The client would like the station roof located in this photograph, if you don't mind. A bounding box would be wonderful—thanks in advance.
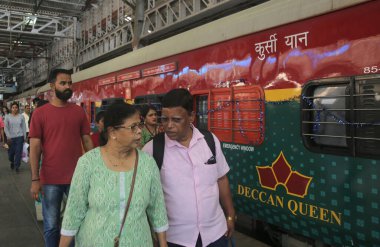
[0,0,89,84]
[0,0,266,96]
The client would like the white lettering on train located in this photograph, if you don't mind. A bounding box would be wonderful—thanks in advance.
[222,143,254,152]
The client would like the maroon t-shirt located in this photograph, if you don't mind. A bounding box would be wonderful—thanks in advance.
[29,103,90,184]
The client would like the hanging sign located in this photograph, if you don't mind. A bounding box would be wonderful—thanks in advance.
[142,62,177,77]
[98,76,116,86]
[117,71,141,82]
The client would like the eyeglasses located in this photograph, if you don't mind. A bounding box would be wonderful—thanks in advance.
[115,122,144,133]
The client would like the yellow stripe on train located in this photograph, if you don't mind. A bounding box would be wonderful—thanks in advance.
[264,88,302,102]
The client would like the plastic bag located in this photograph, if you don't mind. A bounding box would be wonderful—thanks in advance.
[22,142,29,163]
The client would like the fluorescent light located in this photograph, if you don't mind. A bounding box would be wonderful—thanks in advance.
[124,15,132,22]
[25,13,37,25]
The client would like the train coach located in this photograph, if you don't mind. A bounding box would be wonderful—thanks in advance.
[33,0,380,246]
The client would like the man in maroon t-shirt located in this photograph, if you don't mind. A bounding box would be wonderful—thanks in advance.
[29,68,93,247]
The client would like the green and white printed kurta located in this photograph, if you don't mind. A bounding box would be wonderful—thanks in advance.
[61,148,168,247]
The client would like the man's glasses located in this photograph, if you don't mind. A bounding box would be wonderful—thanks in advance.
[115,122,144,133]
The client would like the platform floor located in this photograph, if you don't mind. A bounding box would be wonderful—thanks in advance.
[0,146,269,247]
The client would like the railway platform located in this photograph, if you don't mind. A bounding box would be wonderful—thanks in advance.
[0,146,269,247]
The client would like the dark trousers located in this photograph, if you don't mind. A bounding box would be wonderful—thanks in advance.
[8,136,23,169]
[168,234,228,247]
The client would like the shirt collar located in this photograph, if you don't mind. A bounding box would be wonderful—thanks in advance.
[165,125,205,148]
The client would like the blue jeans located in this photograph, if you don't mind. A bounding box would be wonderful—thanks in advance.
[8,136,23,169]
[168,234,228,247]
[42,184,74,247]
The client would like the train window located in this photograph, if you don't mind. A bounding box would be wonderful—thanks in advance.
[310,85,349,148]
[354,76,380,157]
[301,75,380,158]
[208,86,265,145]
[195,95,208,130]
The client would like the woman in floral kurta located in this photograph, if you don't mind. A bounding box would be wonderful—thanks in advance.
[60,103,168,247]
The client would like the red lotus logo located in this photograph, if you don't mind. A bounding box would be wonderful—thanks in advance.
[256,151,312,198]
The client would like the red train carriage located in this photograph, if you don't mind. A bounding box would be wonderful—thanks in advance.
[36,1,380,246]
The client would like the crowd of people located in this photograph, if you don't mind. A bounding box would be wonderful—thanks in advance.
[3,68,236,247]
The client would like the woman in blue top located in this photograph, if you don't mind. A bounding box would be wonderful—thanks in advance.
[4,102,26,171]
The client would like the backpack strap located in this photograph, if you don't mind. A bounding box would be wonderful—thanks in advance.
[198,129,216,158]
[153,129,216,170]
[152,132,165,170]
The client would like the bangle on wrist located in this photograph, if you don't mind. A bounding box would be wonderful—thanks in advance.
[227,215,237,221]
[32,178,40,182]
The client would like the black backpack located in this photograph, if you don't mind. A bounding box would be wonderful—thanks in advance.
[152,129,216,170]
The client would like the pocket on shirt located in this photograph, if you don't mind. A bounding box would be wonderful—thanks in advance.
[199,165,219,185]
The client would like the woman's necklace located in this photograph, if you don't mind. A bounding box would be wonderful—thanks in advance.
[105,149,123,167]
[146,124,156,137]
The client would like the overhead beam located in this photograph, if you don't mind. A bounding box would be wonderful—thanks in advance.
[0,10,76,38]
[0,55,47,59]
[122,0,136,9]
[44,0,85,7]
[0,86,17,94]
[34,0,45,13]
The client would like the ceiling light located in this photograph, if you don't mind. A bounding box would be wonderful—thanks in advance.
[124,15,132,22]
[24,13,37,25]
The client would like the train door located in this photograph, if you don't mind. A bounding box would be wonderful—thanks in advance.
[193,85,267,239]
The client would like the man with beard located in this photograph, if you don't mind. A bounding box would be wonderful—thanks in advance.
[29,68,93,247]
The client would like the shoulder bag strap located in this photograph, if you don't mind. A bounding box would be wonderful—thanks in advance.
[153,132,165,170]
[114,150,139,247]
[199,129,216,157]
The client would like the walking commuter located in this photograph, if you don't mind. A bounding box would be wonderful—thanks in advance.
[22,104,31,141]
[0,114,4,146]
[143,89,236,247]
[90,110,105,147]
[32,97,41,109]
[59,102,168,247]
[29,97,42,127]
[1,106,9,148]
[4,102,26,172]
[140,104,161,146]
[29,68,94,247]
[1,106,9,117]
